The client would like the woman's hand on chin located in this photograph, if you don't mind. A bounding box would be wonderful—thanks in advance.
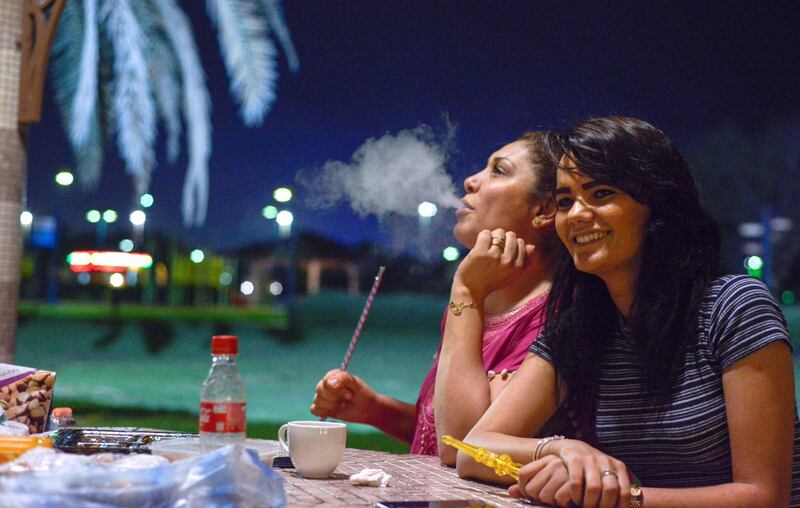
[453,228,535,300]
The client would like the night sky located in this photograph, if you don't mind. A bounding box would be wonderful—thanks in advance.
[25,1,800,252]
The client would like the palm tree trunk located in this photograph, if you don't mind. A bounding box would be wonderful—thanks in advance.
[0,0,24,363]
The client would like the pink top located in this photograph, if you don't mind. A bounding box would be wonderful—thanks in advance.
[410,292,549,455]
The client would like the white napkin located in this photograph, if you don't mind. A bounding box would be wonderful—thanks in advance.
[349,468,391,487]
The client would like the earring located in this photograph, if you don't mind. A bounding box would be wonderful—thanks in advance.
[533,216,544,226]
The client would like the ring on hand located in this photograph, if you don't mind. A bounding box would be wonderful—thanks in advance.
[601,469,618,479]
[490,236,505,250]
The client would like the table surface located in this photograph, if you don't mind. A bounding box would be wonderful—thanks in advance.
[275,448,542,507]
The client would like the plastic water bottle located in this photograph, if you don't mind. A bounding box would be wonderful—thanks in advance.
[199,335,246,451]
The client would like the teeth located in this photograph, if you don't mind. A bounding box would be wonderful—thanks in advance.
[575,231,608,244]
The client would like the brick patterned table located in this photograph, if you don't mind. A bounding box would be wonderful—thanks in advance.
[276,448,544,507]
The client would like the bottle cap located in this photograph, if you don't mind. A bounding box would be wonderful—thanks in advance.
[211,335,238,355]
[52,407,72,417]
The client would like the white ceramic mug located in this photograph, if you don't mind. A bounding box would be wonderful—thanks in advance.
[278,420,346,478]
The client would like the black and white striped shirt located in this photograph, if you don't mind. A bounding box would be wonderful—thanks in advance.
[531,275,800,505]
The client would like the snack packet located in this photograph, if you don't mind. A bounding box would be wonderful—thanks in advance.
[0,364,56,434]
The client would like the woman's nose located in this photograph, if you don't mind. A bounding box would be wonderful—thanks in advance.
[464,173,479,193]
[567,198,592,223]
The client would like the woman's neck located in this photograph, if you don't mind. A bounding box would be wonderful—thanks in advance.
[602,269,639,319]
[484,253,554,315]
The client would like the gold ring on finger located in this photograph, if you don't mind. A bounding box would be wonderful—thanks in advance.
[490,236,505,250]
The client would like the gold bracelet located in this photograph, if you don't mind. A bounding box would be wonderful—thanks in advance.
[448,301,477,316]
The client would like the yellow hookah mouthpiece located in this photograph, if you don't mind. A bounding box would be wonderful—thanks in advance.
[442,435,522,480]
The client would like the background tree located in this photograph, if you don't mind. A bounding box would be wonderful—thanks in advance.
[0,0,298,362]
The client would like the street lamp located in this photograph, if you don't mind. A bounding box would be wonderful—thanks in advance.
[140,193,154,208]
[103,209,118,223]
[273,187,293,203]
[20,211,33,226]
[417,201,437,259]
[276,210,294,238]
[54,170,73,187]
[190,249,205,263]
[129,210,146,244]
[129,210,146,226]
[262,205,278,220]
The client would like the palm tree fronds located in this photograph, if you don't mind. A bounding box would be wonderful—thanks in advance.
[100,0,157,194]
[151,0,212,226]
[51,0,105,189]
[150,40,183,164]
[260,0,299,72]
[75,112,105,188]
[206,0,277,126]
[69,0,99,147]
[133,0,184,164]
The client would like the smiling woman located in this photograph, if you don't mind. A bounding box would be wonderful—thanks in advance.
[457,117,799,508]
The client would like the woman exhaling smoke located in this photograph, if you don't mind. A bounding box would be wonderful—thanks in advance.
[310,131,567,465]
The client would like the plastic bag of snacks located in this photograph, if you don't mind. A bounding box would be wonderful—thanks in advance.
[0,364,56,435]
[0,444,286,507]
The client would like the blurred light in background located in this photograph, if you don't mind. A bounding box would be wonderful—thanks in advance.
[55,170,74,186]
[745,255,764,271]
[219,272,233,286]
[86,210,101,223]
[77,272,91,285]
[109,273,125,288]
[190,249,205,263]
[102,209,118,223]
[269,281,283,296]
[262,205,278,219]
[240,280,254,295]
[20,211,33,226]
[276,210,294,226]
[417,201,438,218]
[442,246,460,262]
[129,210,146,226]
[140,193,154,208]
[738,222,764,238]
[783,290,796,305]
[273,187,293,203]
[119,239,134,252]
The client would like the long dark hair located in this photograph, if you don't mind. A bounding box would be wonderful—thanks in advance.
[544,117,721,429]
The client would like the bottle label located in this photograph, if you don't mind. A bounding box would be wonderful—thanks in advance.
[199,401,246,433]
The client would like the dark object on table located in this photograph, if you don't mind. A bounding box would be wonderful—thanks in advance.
[271,455,294,468]
[51,427,194,454]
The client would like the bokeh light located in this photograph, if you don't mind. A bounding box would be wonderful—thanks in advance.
[262,205,278,220]
[119,239,134,252]
[240,280,254,295]
[273,187,293,203]
[140,193,154,208]
[20,211,33,226]
[55,171,74,186]
[86,210,101,223]
[190,249,205,263]
[442,246,460,262]
[109,273,125,288]
[417,201,438,218]
[129,210,146,226]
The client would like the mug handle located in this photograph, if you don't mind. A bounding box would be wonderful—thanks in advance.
[277,424,290,453]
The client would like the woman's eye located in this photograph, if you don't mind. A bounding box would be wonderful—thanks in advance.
[556,197,573,209]
[593,188,615,199]
[491,165,507,176]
